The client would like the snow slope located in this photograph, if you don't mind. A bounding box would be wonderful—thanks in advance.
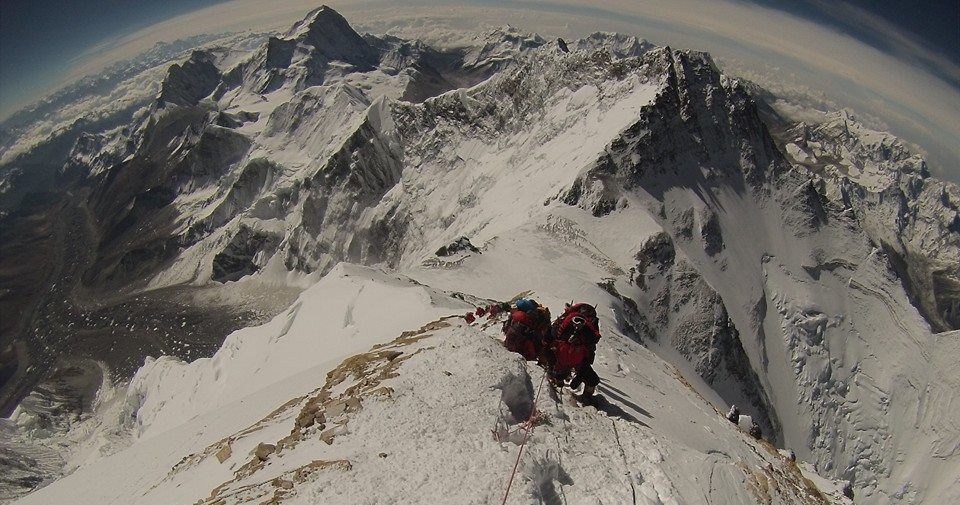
[17,263,852,505]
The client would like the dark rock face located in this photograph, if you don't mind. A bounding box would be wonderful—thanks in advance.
[634,232,675,289]
[634,233,780,439]
[673,208,695,239]
[212,225,281,282]
[560,170,620,217]
[174,126,252,190]
[698,208,724,256]
[662,260,740,383]
[158,51,221,107]
[779,179,830,235]
[262,37,297,70]
[597,278,654,344]
[435,237,481,256]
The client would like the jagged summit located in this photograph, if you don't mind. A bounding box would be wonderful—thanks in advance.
[287,5,350,37]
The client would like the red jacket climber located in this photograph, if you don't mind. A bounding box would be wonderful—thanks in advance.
[502,298,551,361]
[544,303,602,398]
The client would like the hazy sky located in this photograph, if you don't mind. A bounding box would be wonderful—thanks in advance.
[0,0,225,115]
[1,0,958,177]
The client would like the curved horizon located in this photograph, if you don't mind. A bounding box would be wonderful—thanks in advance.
[1,0,958,181]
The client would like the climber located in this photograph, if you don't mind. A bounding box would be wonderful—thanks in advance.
[501,298,551,361]
[748,422,762,440]
[726,404,740,423]
[841,481,854,499]
[543,302,602,400]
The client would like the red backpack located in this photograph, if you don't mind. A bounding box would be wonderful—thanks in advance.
[548,303,601,371]
[502,305,551,360]
[552,303,600,345]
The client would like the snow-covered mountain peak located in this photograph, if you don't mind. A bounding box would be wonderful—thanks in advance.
[456,25,546,68]
[287,5,357,40]
[473,24,546,47]
[574,32,655,59]
[771,107,959,336]
[285,5,380,68]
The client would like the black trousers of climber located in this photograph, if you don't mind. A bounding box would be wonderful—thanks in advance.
[569,364,600,390]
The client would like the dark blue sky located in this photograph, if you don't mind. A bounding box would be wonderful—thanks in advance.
[0,0,957,118]
[762,0,959,61]
[0,0,229,117]
[754,0,959,86]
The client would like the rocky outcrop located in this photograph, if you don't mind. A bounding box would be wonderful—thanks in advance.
[435,237,480,257]
[699,207,724,256]
[634,232,675,289]
[211,225,281,282]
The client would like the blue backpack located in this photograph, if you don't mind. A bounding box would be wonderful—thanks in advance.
[516,298,538,311]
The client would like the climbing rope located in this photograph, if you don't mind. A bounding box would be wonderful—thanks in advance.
[499,371,547,505]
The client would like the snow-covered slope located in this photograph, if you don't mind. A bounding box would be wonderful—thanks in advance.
[16,264,853,505]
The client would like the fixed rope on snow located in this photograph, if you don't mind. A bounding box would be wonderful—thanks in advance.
[499,371,547,505]
[475,299,553,503]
